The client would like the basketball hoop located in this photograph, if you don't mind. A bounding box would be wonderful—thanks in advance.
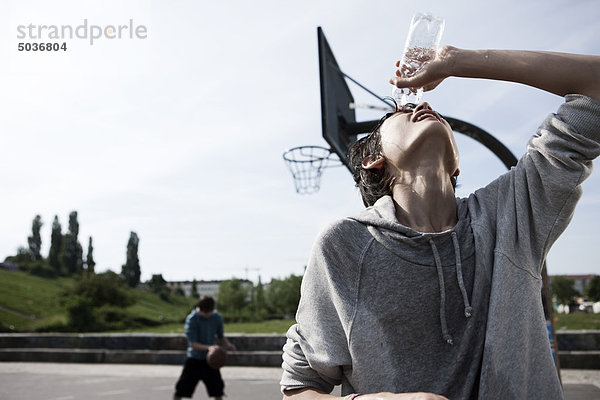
[282,145,342,194]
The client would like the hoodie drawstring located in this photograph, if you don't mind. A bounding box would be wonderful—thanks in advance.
[429,239,453,345]
[429,234,473,346]
[452,232,473,318]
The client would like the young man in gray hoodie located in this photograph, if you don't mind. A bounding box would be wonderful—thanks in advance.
[280,47,600,400]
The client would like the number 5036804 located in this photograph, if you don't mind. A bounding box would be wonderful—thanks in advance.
[18,42,67,51]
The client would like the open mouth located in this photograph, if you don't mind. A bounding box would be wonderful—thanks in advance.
[412,110,441,123]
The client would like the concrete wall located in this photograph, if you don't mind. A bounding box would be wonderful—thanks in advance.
[1,331,598,369]
[0,333,286,367]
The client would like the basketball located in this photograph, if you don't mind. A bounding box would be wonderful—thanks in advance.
[206,345,227,369]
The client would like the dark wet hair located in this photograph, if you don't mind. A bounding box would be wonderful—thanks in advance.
[349,111,397,207]
[349,106,457,208]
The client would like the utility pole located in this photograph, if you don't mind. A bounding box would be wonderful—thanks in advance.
[244,266,260,282]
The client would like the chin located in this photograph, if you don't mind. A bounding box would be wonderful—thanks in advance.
[421,119,453,138]
[412,122,457,156]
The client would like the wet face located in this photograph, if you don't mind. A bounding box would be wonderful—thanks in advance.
[378,102,459,173]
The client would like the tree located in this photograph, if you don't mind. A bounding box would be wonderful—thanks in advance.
[265,274,303,318]
[551,276,579,305]
[27,215,43,261]
[191,278,199,298]
[121,231,141,287]
[48,215,63,274]
[217,279,250,321]
[85,236,95,274]
[253,276,267,320]
[5,247,33,266]
[148,273,171,301]
[62,211,83,275]
[148,274,167,291]
[584,276,600,302]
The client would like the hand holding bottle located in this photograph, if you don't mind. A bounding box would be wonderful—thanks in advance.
[391,12,445,106]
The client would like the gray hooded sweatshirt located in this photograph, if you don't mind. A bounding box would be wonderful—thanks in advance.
[281,95,600,399]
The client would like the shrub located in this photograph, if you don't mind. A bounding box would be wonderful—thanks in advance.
[29,261,58,279]
[66,295,102,332]
[63,271,136,331]
[69,271,135,308]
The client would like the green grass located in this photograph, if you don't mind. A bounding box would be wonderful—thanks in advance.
[554,312,600,330]
[0,269,73,331]
[126,290,196,324]
[0,308,31,328]
[0,269,195,332]
[0,269,74,315]
[0,269,294,334]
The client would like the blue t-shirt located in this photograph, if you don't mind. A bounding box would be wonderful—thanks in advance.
[184,309,224,359]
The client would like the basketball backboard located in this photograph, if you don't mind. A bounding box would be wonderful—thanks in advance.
[318,27,358,169]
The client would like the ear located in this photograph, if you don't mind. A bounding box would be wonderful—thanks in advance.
[452,168,460,177]
[362,155,385,170]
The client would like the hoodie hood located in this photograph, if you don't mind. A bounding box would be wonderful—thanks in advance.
[349,195,475,344]
[349,196,475,263]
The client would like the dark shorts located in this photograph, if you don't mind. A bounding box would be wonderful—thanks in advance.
[174,358,224,398]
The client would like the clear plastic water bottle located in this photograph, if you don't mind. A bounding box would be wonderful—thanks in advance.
[392,13,445,106]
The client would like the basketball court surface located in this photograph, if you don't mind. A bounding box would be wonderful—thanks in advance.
[1,362,599,400]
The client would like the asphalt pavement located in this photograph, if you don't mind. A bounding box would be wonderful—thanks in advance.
[0,362,598,400]
[0,363,290,400]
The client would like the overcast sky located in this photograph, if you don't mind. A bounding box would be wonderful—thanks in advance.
[1,0,599,283]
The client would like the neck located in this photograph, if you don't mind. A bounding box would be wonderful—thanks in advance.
[196,308,213,319]
[390,168,457,233]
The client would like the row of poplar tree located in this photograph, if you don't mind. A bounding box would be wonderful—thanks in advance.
[7,212,142,287]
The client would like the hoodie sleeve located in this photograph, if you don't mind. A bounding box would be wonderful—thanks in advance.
[280,219,363,394]
[184,313,195,344]
[469,94,600,276]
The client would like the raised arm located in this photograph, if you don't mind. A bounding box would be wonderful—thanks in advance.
[390,47,600,103]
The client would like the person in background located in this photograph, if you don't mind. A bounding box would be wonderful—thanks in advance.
[174,295,236,400]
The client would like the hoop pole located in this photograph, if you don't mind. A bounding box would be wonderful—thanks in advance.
[344,116,519,169]
[350,103,392,112]
[327,61,396,110]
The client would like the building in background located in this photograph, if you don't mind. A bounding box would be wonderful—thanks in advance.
[167,280,220,298]
[166,279,254,299]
